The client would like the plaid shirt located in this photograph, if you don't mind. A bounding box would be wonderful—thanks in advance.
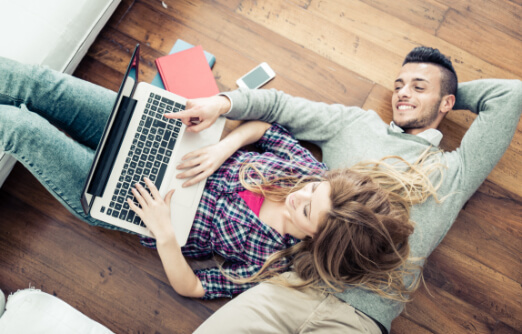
[142,124,326,299]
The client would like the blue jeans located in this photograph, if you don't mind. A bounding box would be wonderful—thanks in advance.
[0,56,126,231]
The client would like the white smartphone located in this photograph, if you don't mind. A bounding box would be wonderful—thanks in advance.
[236,62,276,89]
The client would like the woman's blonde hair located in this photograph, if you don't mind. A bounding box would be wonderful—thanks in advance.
[234,149,444,302]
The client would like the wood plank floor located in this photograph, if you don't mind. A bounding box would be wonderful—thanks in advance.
[1,0,521,333]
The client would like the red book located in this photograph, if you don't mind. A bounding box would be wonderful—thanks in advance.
[155,45,219,98]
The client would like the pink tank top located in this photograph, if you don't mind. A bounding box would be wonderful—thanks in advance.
[238,190,265,217]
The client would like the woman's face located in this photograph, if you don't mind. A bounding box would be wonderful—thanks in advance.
[285,181,332,239]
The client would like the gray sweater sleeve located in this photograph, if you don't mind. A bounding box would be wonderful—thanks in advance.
[449,79,522,194]
[223,88,366,143]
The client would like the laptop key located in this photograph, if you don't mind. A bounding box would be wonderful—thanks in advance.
[168,138,176,150]
[163,129,172,141]
[133,215,141,225]
[145,116,153,128]
[156,163,168,188]
[127,210,135,222]
[161,97,174,105]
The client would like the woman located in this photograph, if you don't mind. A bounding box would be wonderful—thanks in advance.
[129,117,441,300]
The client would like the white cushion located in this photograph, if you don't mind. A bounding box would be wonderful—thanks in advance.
[0,289,114,334]
[0,0,120,73]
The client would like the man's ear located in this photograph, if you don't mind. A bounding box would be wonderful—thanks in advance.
[440,94,456,115]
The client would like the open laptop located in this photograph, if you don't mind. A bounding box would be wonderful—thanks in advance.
[81,44,225,246]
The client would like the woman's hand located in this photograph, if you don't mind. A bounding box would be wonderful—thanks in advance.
[175,141,233,187]
[127,177,176,242]
[175,120,271,187]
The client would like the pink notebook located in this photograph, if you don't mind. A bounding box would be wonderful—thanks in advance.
[155,45,219,98]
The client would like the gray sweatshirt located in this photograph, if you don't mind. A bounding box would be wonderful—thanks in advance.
[223,79,522,332]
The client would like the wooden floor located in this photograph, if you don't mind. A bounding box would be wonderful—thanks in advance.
[1,0,521,333]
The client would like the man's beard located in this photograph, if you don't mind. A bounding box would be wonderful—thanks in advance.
[395,98,441,131]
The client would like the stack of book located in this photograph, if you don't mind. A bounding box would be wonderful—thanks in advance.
[153,39,217,97]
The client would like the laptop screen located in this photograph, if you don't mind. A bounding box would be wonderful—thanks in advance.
[80,44,140,214]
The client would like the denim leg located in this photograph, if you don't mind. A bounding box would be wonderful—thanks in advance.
[0,104,128,232]
[0,56,116,149]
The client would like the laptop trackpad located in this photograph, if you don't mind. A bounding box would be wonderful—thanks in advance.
[172,183,198,207]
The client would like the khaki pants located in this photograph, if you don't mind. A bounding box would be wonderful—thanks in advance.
[194,273,381,334]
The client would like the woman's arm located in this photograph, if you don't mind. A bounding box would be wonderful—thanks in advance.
[175,120,271,187]
[155,232,205,298]
[128,177,205,298]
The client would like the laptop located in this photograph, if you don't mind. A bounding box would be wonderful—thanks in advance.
[81,44,225,246]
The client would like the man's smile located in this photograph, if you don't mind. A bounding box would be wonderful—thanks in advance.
[396,103,416,111]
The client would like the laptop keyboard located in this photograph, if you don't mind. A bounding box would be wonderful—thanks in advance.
[101,93,184,227]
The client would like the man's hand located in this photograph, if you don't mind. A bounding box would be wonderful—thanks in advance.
[164,95,231,133]
[127,177,176,242]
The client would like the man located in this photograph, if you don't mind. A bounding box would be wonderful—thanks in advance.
[169,47,522,333]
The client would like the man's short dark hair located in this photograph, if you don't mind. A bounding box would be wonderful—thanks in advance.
[403,46,458,97]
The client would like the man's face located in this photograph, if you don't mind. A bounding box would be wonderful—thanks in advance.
[392,63,445,135]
